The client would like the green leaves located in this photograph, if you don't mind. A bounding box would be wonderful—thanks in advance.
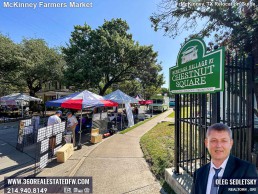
[0,35,22,76]
[63,18,164,95]
[0,35,64,96]
[151,0,258,49]
[19,39,64,94]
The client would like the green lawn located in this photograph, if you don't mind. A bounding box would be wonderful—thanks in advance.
[167,111,175,118]
[119,115,158,134]
[167,106,197,118]
[140,122,176,194]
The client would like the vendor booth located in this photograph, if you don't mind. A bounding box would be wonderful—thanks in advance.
[0,93,42,118]
[104,89,139,129]
[33,90,118,174]
[45,90,118,149]
[135,94,153,105]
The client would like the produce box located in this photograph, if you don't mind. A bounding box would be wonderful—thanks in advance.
[56,143,74,163]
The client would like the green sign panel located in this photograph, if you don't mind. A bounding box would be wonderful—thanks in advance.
[169,38,225,94]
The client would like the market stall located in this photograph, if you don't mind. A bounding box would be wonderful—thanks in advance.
[0,93,42,118]
[104,89,139,129]
[135,94,153,105]
[45,90,118,149]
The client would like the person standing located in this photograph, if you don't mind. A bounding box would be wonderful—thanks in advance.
[47,110,62,154]
[47,110,62,126]
[134,106,139,118]
[66,112,78,147]
[191,123,258,194]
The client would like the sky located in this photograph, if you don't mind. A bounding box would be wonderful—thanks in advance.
[0,0,200,88]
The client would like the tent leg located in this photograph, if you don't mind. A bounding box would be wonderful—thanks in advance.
[116,112,118,129]
[121,103,123,130]
[22,101,24,118]
[77,110,83,150]
[44,105,47,126]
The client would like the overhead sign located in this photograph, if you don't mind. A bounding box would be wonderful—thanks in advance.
[169,38,225,94]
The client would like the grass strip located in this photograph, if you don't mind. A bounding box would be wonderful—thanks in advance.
[119,115,158,134]
[140,122,176,194]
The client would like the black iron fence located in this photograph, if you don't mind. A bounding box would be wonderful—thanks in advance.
[174,53,255,175]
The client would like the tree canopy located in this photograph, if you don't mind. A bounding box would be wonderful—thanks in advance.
[151,0,258,105]
[63,18,164,95]
[19,39,65,96]
[0,35,22,88]
[0,35,64,97]
[151,0,258,52]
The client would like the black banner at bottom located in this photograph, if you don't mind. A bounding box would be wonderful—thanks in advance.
[4,177,92,194]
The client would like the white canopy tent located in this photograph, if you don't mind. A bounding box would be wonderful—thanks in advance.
[104,89,139,129]
[104,89,139,104]
[0,93,42,117]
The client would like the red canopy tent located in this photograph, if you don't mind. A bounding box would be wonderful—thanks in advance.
[46,90,118,149]
[135,95,153,105]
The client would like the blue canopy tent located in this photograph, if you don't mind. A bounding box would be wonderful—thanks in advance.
[104,89,139,104]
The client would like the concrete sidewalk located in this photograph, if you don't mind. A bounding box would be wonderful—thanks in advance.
[0,109,174,193]
[39,108,174,194]
[0,122,36,190]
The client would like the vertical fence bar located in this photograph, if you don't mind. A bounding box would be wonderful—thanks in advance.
[194,94,197,172]
[243,56,248,160]
[247,54,254,161]
[181,94,184,170]
[186,94,189,172]
[226,52,231,126]
[203,94,206,166]
[239,55,244,159]
[174,94,180,174]
[211,92,220,124]
[179,95,182,170]
[189,94,193,175]
[234,54,239,157]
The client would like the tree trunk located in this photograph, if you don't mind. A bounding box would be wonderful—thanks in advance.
[99,81,113,96]
[29,90,35,97]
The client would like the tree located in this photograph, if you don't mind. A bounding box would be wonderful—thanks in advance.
[137,62,164,98]
[151,0,257,47]
[0,34,24,95]
[151,0,258,106]
[19,38,65,96]
[63,18,164,95]
[0,36,65,97]
[110,80,140,97]
[0,35,20,76]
